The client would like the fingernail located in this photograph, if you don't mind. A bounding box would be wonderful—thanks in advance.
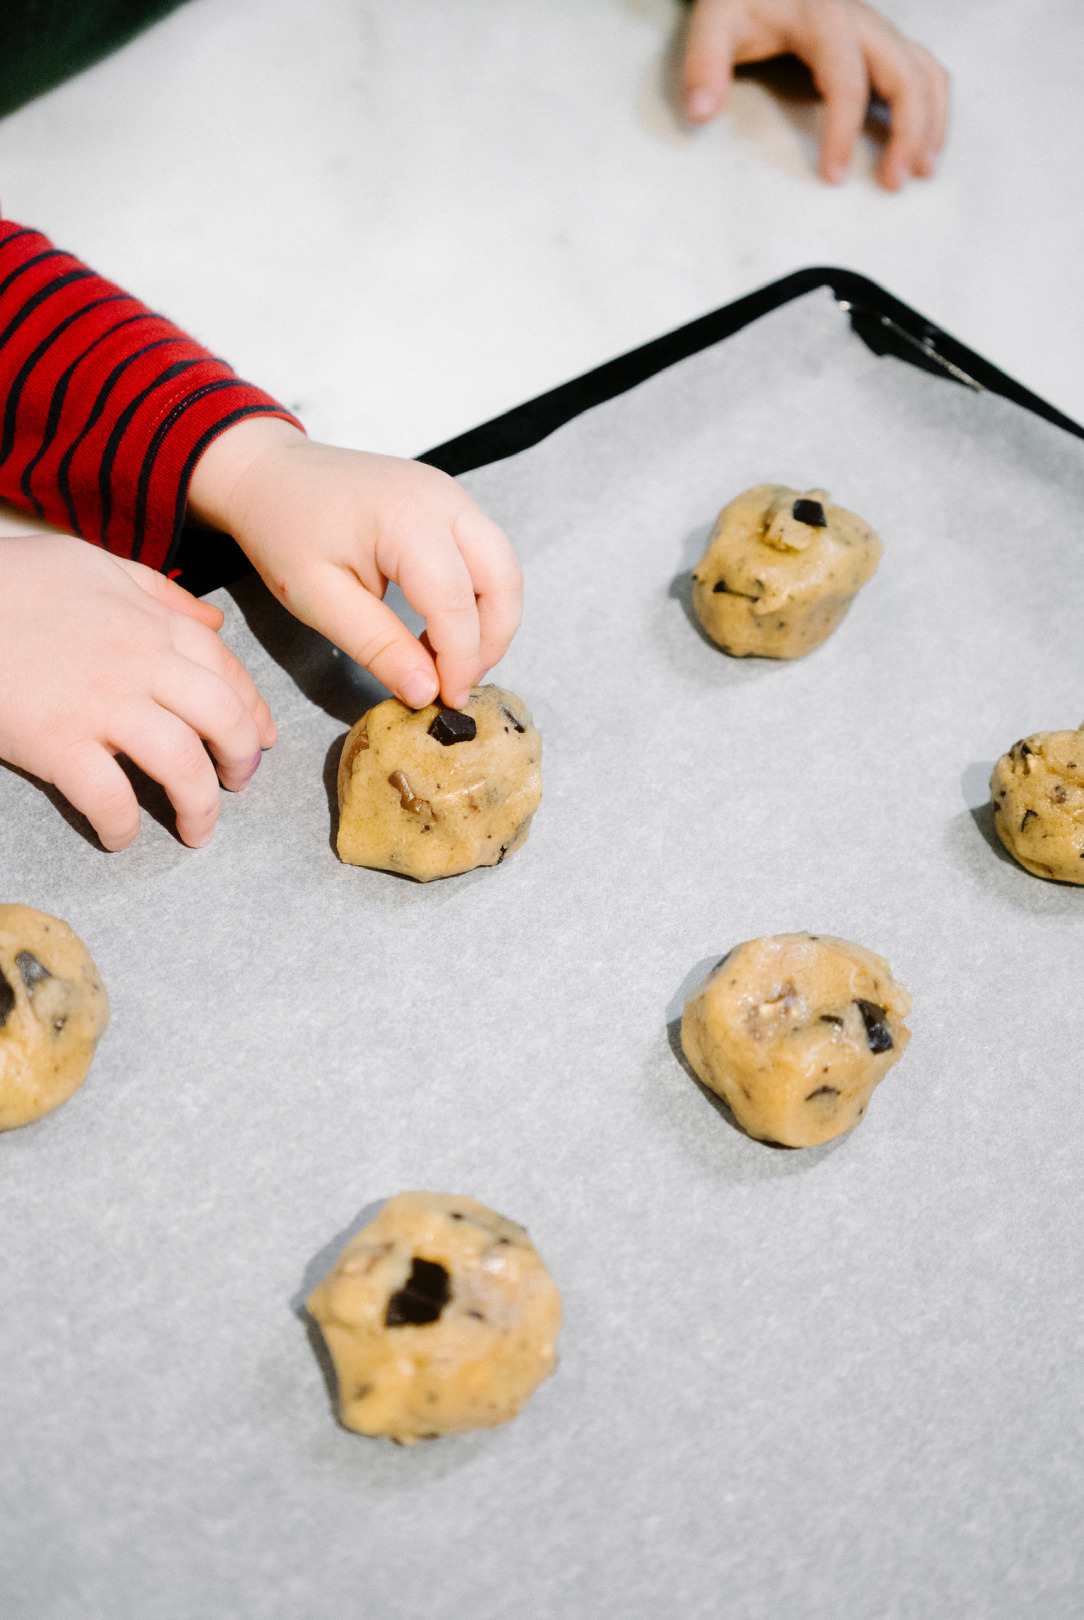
[824,162,846,185]
[245,751,262,782]
[450,689,471,710]
[686,89,716,122]
[402,673,438,710]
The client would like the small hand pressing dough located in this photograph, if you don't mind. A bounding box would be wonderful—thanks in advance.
[0,904,110,1132]
[306,1192,562,1443]
[691,485,882,659]
[681,933,911,1147]
[337,685,542,881]
[990,730,1084,883]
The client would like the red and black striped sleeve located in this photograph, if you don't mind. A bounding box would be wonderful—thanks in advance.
[0,217,303,573]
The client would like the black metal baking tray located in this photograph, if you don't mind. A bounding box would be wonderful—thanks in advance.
[173,268,1083,599]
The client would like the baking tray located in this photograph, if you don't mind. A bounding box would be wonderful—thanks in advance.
[3,278,1084,1620]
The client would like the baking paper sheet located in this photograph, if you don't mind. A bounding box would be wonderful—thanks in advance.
[2,289,1083,1620]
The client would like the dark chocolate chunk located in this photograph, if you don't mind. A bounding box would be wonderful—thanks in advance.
[712,579,759,600]
[806,1085,840,1101]
[0,967,14,1031]
[792,498,827,528]
[385,1257,452,1327]
[1021,808,1038,832]
[854,999,894,1054]
[429,708,477,746]
[15,951,51,994]
[500,705,525,734]
[820,1014,843,1028]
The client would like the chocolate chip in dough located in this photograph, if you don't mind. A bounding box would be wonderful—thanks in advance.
[792,498,827,528]
[0,967,14,1031]
[855,999,894,1054]
[500,705,525,734]
[429,709,477,747]
[16,951,51,994]
[385,1257,452,1327]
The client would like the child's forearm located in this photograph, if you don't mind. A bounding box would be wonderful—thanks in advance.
[0,217,301,571]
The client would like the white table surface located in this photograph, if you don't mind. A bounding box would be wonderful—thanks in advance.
[0,0,1080,509]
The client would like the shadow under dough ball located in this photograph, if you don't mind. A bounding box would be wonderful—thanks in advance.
[336,686,542,881]
[691,485,882,659]
[681,933,911,1147]
[0,904,110,1131]
[306,1192,562,1443]
[990,729,1084,882]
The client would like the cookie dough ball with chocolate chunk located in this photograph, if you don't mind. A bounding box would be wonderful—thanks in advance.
[306,1192,562,1443]
[336,685,542,882]
[691,485,882,659]
[990,731,1084,882]
[681,933,910,1147]
[0,905,110,1132]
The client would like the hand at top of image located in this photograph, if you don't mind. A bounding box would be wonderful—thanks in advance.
[187,418,523,716]
[682,0,950,190]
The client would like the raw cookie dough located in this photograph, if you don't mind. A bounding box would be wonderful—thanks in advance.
[691,484,882,659]
[306,1192,562,1443]
[0,904,110,1132]
[990,730,1084,882]
[336,685,542,882]
[681,933,911,1147]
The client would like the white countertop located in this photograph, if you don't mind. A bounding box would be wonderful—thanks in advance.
[0,0,1080,481]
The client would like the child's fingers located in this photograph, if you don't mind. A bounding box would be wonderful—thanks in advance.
[808,31,872,184]
[151,656,264,794]
[911,47,950,176]
[391,536,485,710]
[300,568,440,711]
[682,0,743,122]
[51,743,143,852]
[865,40,932,189]
[106,701,222,849]
[450,509,523,675]
[113,556,225,630]
[167,616,278,749]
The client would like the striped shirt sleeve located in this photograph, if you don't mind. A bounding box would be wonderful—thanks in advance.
[0,217,303,573]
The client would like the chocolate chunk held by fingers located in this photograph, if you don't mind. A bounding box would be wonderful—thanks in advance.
[691,485,881,659]
[0,905,110,1131]
[681,933,911,1147]
[336,685,541,881]
[306,1192,562,1443]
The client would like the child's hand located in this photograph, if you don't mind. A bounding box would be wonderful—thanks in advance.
[683,0,950,190]
[0,535,275,851]
[187,419,523,713]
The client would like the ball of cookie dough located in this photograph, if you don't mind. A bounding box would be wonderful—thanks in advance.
[691,485,882,659]
[336,685,542,882]
[681,933,911,1148]
[0,905,110,1132]
[306,1192,562,1443]
[990,730,1084,883]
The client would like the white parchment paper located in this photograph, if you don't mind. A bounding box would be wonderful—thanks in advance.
[2,290,1083,1620]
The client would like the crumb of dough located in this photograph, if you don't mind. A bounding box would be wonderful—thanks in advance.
[990,730,1084,882]
[0,904,110,1132]
[681,933,911,1147]
[691,485,882,659]
[336,686,542,881]
[306,1192,562,1443]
